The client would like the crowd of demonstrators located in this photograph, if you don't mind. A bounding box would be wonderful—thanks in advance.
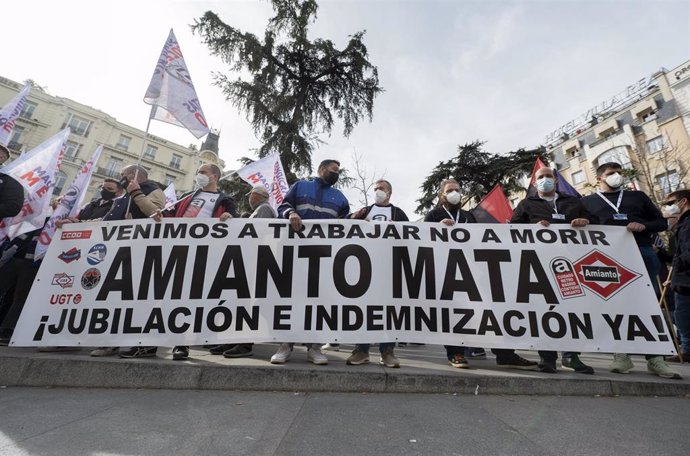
[1,155,689,381]
[269,159,350,366]
[581,162,681,379]
[345,179,409,368]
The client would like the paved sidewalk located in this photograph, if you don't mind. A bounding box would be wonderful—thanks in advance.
[1,344,689,396]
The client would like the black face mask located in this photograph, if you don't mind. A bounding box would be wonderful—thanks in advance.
[100,189,116,200]
[323,171,339,186]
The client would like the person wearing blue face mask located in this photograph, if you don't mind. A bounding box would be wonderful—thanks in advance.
[506,166,594,374]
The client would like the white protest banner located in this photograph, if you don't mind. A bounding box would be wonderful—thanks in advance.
[11,220,675,355]
[0,83,31,146]
[163,183,177,207]
[34,145,103,259]
[0,128,69,239]
[144,29,209,139]
[235,153,290,208]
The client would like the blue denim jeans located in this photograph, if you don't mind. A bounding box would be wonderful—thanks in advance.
[355,343,395,353]
[639,245,661,298]
[673,293,690,353]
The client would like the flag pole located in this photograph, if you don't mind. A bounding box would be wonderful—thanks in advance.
[124,109,154,217]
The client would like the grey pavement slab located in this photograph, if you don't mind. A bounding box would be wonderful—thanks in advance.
[1,344,689,396]
[0,388,688,456]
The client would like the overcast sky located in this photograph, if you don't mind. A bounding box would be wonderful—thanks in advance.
[3,0,689,216]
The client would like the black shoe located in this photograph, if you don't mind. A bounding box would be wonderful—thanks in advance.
[0,328,12,345]
[562,354,594,374]
[209,344,236,355]
[496,354,539,370]
[538,358,558,373]
[119,346,158,358]
[223,344,253,358]
[172,346,189,360]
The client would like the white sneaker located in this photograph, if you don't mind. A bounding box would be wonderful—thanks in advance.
[270,343,292,364]
[610,353,634,373]
[321,343,340,352]
[308,347,329,365]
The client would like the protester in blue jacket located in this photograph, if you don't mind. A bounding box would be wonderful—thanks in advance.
[271,159,350,365]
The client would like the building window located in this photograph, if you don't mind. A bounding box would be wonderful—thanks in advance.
[164,175,176,187]
[641,111,657,123]
[8,126,24,150]
[144,145,157,160]
[104,157,123,178]
[53,171,67,196]
[657,171,681,197]
[646,136,666,154]
[116,135,131,151]
[64,141,81,159]
[170,154,182,169]
[572,171,585,185]
[20,101,37,120]
[597,146,633,169]
[66,114,91,137]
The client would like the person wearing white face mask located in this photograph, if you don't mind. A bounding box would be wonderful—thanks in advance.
[663,190,690,364]
[508,166,594,374]
[422,179,537,370]
[146,163,237,361]
[345,179,409,367]
[582,162,681,379]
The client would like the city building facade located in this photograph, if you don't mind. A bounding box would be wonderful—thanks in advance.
[545,59,690,203]
[0,75,225,202]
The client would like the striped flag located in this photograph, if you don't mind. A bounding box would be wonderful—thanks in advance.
[471,184,513,223]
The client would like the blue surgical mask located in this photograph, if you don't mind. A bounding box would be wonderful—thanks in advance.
[537,177,555,193]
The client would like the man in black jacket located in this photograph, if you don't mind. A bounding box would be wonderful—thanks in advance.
[509,166,594,374]
[664,190,690,363]
[0,145,23,218]
[76,179,123,221]
[424,178,538,370]
[345,179,409,368]
[582,162,680,379]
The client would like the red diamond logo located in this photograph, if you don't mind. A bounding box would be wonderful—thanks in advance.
[573,250,641,300]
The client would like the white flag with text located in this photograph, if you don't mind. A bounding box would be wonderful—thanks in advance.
[34,145,103,259]
[0,83,31,146]
[144,29,209,139]
[235,154,290,209]
[163,182,177,207]
[0,128,69,239]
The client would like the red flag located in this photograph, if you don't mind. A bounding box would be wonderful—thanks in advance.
[528,156,581,197]
[471,184,513,223]
[528,157,548,188]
